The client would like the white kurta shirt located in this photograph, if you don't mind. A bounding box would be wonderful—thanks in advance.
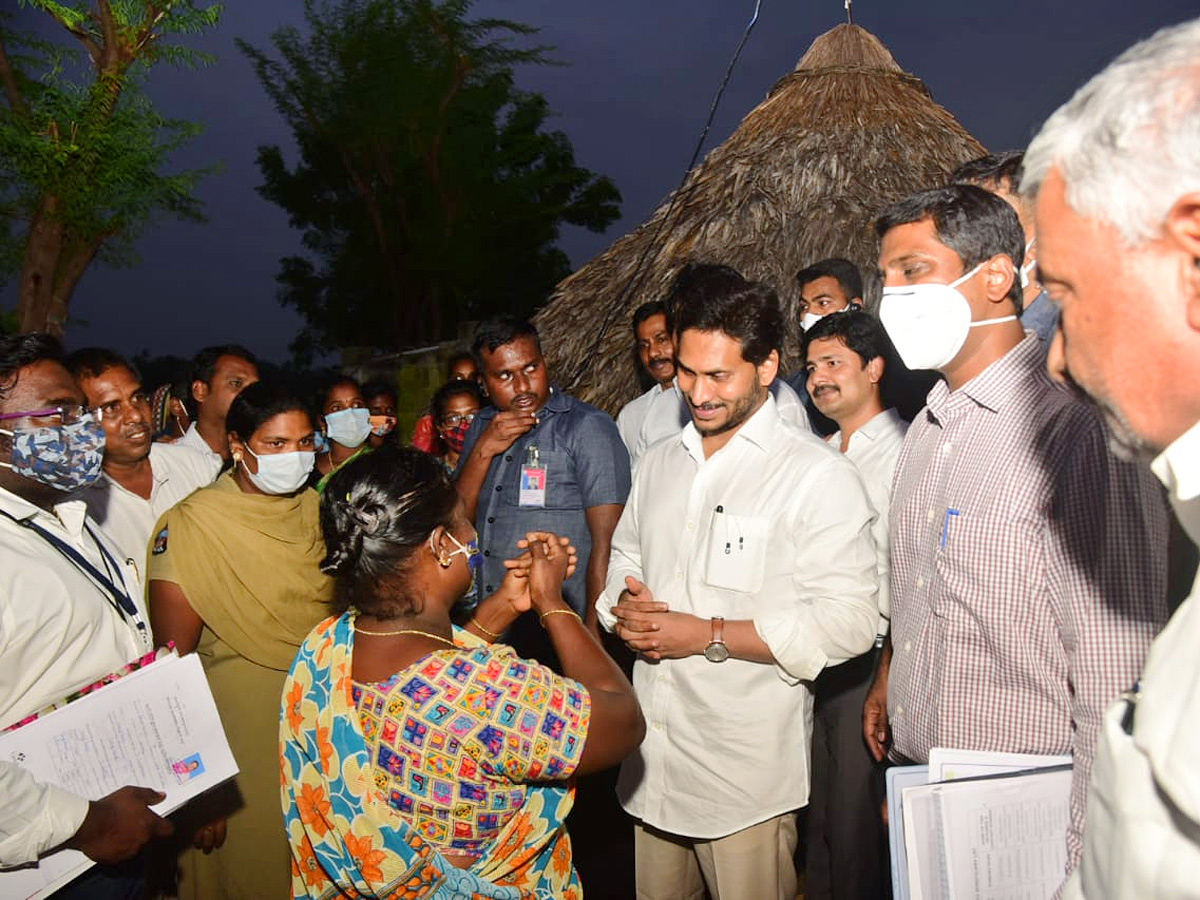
[831,407,908,624]
[79,441,220,568]
[0,487,151,865]
[616,384,665,462]
[1066,418,1200,898]
[596,394,878,838]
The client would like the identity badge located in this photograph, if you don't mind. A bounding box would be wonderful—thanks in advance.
[519,466,546,507]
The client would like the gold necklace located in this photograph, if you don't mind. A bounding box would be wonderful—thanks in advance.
[352,624,457,647]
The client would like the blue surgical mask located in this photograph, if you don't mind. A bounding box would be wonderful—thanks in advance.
[0,414,107,491]
[324,407,372,449]
[436,530,482,573]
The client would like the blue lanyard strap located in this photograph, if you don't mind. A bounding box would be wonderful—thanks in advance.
[0,508,144,629]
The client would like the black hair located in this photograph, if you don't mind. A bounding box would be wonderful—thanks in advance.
[669,263,782,366]
[796,258,863,300]
[445,351,477,379]
[225,380,311,443]
[190,344,258,388]
[632,300,674,335]
[802,308,890,367]
[471,317,541,361]
[0,333,62,403]
[64,347,139,383]
[316,374,362,416]
[951,151,1026,191]
[361,378,397,404]
[874,184,1026,311]
[430,379,484,424]
[320,445,460,615]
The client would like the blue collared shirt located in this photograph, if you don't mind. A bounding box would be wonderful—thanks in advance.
[457,388,631,614]
[1022,288,1060,346]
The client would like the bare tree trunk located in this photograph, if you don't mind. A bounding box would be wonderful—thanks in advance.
[18,194,102,335]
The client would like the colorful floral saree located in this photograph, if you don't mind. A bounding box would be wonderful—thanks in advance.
[280,612,587,899]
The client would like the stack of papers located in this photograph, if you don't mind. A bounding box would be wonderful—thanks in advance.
[888,748,1072,900]
[0,652,237,900]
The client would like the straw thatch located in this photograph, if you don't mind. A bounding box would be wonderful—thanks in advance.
[534,23,986,414]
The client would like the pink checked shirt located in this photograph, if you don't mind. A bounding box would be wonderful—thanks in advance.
[887,334,1169,869]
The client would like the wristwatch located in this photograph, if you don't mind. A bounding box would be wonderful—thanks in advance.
[703,616,729,663]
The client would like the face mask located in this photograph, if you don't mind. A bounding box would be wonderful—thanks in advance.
[879,263,1017,371]
[1018,238,1037,291]
[432,529,482,574]
[800,312,824,332]
[442,420,472,454]
[0,414,107,492]
[324,407,372,449]
[240,446,315,495]
[312,431,329,454]
[369,415,395,438]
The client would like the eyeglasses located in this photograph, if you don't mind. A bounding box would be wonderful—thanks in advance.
[441,412,477,428]
[89,392,151,423]
[0,404,89,426]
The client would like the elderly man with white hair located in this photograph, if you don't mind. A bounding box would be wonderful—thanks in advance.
[1022,16,1200,897]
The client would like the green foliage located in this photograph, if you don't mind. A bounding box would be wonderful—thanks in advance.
[0,3,221,289]
[240,0,621,358]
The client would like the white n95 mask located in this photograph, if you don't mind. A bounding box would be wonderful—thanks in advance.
[878,263,1016,371]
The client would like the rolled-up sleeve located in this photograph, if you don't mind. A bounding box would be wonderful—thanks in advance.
[754,455,879,684]
[0,762,89,866]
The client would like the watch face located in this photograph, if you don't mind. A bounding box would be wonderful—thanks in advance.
[704,641,729,663]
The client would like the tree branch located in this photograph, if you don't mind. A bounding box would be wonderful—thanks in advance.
[96,0,121,70]
[0,31,29,119]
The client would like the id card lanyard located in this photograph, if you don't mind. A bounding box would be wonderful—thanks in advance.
[519,443,547,508]
[0,508,150,647]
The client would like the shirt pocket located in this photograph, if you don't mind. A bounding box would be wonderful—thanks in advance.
[704,511,769,594]
[530,446,582,511]
[933,510,1044,627]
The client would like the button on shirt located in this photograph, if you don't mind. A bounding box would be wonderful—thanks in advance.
[596,394,878,839]
[887,333,1169,867]
[831,407,908,625]
[1066,419,1200,898]
[78,442,221,568]
[0,487,151,865]
[458,388,630,613]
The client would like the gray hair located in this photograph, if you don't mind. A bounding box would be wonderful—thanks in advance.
[1022,17,1200,245]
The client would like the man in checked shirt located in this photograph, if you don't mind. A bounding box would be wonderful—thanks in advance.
[862,183,1169,879]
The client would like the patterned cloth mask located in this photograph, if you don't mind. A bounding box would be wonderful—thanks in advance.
[442,420,472,454]
[0,414,107,491]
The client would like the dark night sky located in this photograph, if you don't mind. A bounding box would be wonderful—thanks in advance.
[4,0,1196,364]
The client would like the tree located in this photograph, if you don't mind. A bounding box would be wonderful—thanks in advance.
[239,0,621,358]
[0,1,221,335]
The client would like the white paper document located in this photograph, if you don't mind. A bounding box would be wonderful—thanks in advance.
[0,653,237,900]
[891,749,1073,900]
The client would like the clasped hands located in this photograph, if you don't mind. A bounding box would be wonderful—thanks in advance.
[612,576,706,660]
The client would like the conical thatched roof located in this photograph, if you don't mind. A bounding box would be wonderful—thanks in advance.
[534,23,986,414]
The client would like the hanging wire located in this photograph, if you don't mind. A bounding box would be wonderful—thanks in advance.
[563,0,764,393]
[845,0,853,24]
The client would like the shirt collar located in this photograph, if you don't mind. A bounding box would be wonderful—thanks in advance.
[680,391,779,462]
[853,407,900,442]
[541,386,571,415]
[1152,418,1200,506]
[926,332,1042,420]
[0,485,89,538]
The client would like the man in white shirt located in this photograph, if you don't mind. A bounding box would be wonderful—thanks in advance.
[0,334,171,897]
[597,263,879,900]
[67,349,220,568]
[176,345,259,467]
[1021,17,1200,896]
[616,301,676,463]
[802,308,907,900]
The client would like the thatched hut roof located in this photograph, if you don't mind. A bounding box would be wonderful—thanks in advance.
[534,23,986,414]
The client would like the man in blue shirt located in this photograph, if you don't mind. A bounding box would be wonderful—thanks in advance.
[456,317,630,650]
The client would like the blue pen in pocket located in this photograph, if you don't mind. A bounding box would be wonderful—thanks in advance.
[940,508,960,549]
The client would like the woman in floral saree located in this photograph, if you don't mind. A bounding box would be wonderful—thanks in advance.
[281,446,644,899]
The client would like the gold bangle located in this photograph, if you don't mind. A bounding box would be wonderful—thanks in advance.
[469,618,501,640]
[539,608,582,627]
